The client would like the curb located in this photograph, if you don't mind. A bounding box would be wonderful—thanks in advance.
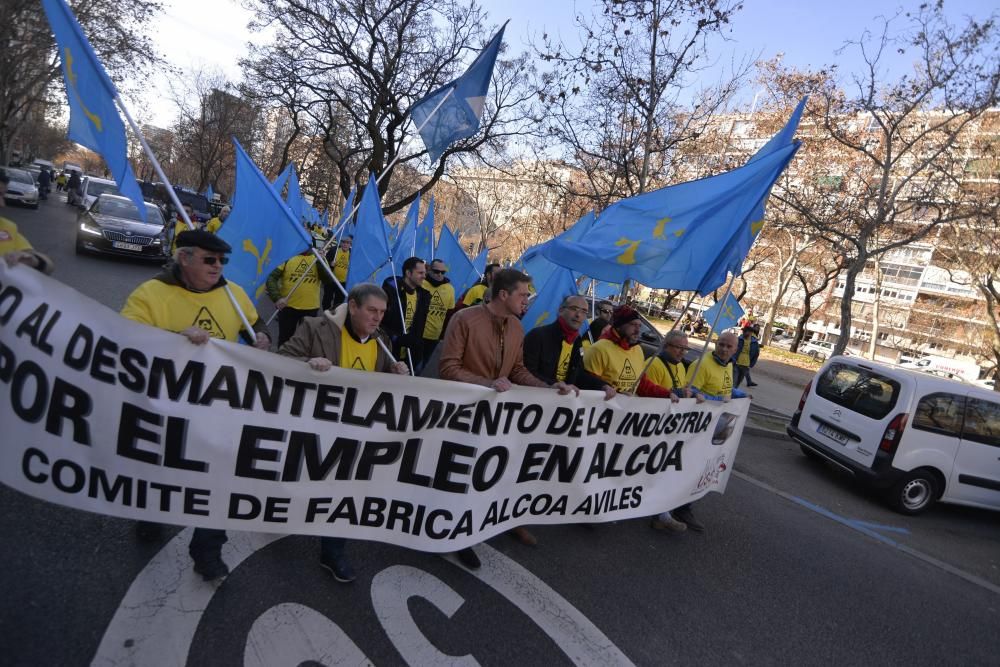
[743,424,791,440]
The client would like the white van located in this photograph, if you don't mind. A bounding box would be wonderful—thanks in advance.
[788,356,1000,514]
[898,355,980,383]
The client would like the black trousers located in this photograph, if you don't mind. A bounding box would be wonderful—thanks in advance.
[277,307,317,347]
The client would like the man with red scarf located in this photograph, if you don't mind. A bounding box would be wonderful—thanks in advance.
[524,294,616,399]
[583,305,678,399]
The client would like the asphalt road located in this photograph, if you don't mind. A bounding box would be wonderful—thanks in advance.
[2,196,999,666]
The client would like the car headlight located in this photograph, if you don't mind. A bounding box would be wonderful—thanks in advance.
[79,221,103,236]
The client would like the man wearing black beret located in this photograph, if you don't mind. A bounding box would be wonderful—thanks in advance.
[120,229,271,581]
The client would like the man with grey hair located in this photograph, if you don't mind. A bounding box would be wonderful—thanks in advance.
[279,282,408,583]
[121,229,270,581]
[524,294,616,399]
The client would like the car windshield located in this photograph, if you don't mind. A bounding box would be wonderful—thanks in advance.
[96,197,164,225]
[89,181,121,198]
[6,169,34,185]
[176,191,209,214]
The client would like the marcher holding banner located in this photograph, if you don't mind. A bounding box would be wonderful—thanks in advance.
[583,306,674,399]
[381,257,431,370]
[421,259,455,362]
[689,332,745,402]
[279,283,408,583]
[120,230,271,581]
[523,294,615,399]
[440,268,578,566]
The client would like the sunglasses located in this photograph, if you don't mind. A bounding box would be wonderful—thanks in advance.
[201,256,229,265]
[430,268,447,275]
[598,308,613,315]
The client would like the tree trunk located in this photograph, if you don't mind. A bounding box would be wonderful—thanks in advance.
[835,255,865,356]
[762,252,799,345]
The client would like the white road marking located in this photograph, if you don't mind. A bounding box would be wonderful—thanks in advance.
[372,566,479,666]
[734,470,1000,596]
[243,603,372,667]
[94,533,634,666]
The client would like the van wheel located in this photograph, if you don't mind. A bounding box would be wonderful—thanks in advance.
[887,470,939,515]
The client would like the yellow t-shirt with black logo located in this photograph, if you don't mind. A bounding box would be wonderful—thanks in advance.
[331,249,350,282]
[583,339,646,392]
[737,342,751,367]
[120,279,258,343]
[689,354,733,398]
[340,332,378,371]
[556,340,574,382]
[461,283,488,306]
[205,217,223,234]
[404,290,416,328]
[422,280,455,341]
[279,255,321,310]
[646,357,690,392]
[0,217,32,254]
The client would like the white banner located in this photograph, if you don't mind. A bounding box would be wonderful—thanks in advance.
[0,264,748,552]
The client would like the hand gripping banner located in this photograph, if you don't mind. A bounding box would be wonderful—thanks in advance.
[0,264,748,552]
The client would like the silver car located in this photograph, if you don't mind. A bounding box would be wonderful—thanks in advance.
[2,167,39,208]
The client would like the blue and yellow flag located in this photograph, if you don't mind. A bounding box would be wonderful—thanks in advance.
[375,195,421,284]
[703,294,744,334]
[414,197,436,261]
[217,140,311,303]
[435,225,476,293]
[411,23,507,162]
[523,266,579,332]
[345,174,392,290]
[41,0,146,220]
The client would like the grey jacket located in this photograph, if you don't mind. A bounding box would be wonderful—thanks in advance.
[277,303,393,373]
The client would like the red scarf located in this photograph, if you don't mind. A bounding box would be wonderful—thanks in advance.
[557,316,579,343]
[600,327,631,350]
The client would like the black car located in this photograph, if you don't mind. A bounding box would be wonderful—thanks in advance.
[76,194,168,260]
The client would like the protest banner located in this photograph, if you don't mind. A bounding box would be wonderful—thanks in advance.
[0,264,748,552]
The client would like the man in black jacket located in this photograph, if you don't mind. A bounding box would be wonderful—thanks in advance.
[381,256,431,371]
[524,294,616,399]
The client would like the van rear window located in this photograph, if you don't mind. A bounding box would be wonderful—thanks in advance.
[815,362,900,420]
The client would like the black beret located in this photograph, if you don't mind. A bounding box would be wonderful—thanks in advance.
[176,229,232,253]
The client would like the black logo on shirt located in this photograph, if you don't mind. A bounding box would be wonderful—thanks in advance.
[191,307,225,339]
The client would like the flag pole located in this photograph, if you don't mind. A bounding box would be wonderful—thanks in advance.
[115,95,257,341]
[626,289,699,395]
[684,273,738,390]
[276,87,458,308]
[386,257,417,377]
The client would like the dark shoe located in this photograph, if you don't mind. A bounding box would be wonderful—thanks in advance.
[650,514,687,533]
[135,521,163,542]
[456,547,481,570]
[673,506,705,532]
[509,526,538,546]
[193,556,229,581]
[747,381,758,387]
[320,556,356,583]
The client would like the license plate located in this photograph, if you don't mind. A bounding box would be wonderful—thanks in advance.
[817,423,848,445]
[112,241,143,252]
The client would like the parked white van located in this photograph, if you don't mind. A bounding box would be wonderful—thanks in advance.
[788,356,1000,515]
[898,355,980,383]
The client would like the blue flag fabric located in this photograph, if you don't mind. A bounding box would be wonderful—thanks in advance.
[205,184,214,201]
[345,174,392,289]
[455,247,488,298]
[518,211,596,291]
[272,163,293,192]
[523,266,579,331]
[285,166,304,223]
[217,140,312,303]
[703,293,744,334]
[375,195,421,284]
[414,197,436,261]
[542,143,798,293]
[411,23,507,163]
[334,187,357,238]
[41,0,146,221]
[435,225,475,293]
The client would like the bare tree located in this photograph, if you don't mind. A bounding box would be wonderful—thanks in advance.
[535,0,749,208]
[774,5,999,356]
[0,0,163,162]
[241,0,538,213]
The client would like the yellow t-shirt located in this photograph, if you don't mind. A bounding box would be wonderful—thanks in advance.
[737,342,751,366]
[646,357,690,392]
[171,219,195,253]
[331,248,350,282]
[555,339,574,382]
[278,255,321,310]
[205,217,223,234]
[583,339,646,392]
[0,217,33,254]
[121,278,258,343]
[461,283,488,306]
[340,331,378,371]
[689,354,733,398]
[422,280,455,341]
[404,290,416,328]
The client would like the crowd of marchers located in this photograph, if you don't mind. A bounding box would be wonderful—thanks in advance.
[0,177,755,585]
